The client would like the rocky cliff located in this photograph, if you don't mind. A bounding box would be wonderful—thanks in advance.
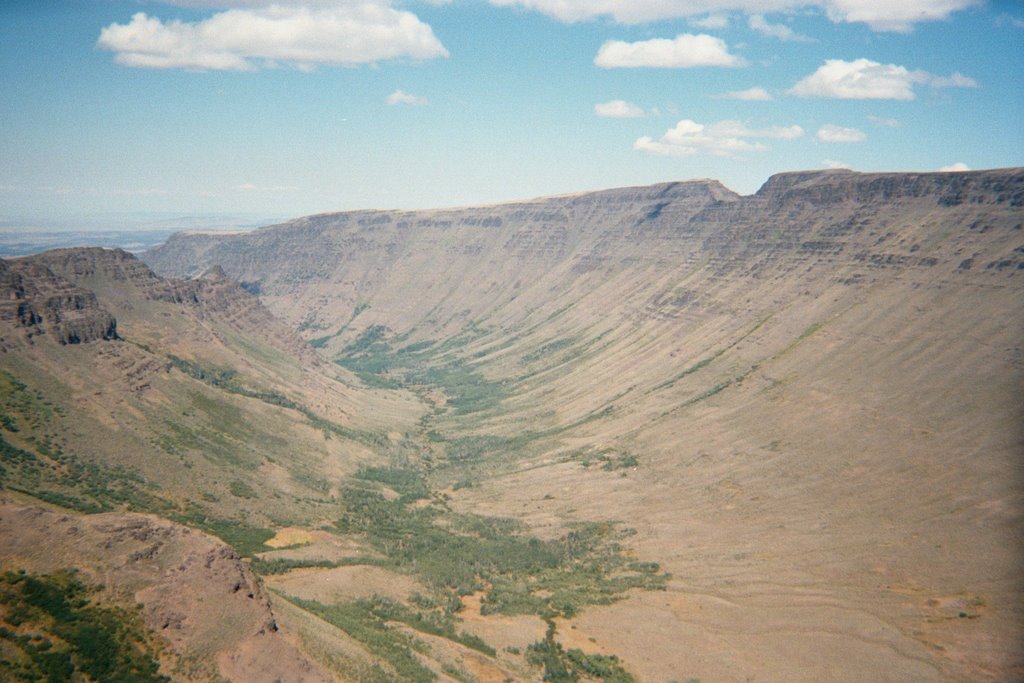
[145,168,1024,339]
[0,257,118,347]
[0,495,334,682]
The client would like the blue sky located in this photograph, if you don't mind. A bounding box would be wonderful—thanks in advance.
[1,0,1022,227]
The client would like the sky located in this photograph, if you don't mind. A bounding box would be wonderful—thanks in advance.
[1,0,1022,228]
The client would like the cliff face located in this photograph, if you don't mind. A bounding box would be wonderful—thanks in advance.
[144,168,1024,337]
[1,247,316,363]
[0,257,118,346]
[0,496,333,683]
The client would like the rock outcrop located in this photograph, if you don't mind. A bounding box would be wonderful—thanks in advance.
[0,496,334,682]
[0,257,118,346]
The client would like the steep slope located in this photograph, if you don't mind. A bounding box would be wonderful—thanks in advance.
[0,492,333,682]
[143,168,1024,681]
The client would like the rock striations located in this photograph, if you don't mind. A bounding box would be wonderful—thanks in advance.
[145,168,1024,337]
[0,256,118,347]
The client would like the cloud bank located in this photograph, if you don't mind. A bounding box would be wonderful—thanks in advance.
[97,4,448,70]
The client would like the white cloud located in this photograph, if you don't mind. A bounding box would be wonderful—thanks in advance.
[816,124,867,142]
[790,58,976,100]
[939,162,970,172]
[594,100,646,118]
[387,89,428,105]
[634,118,803,157]
[487,0,980,31]
[691,13,730,29]
[823,159,852,169]
[822,0,980,32]
[97,5,448,71]
[717,86,773,101]
[867,114,901,127]
[748,14,812,41]
[595,33,744,69]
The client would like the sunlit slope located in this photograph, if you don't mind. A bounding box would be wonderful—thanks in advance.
[147,168,1024,679]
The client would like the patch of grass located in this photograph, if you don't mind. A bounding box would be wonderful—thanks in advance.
[169,354,389,449]
[521,338,576,365]
[283,596,436,683]
[526,621,634,682]
[0,570,167,683]
[248,557,346,575]
[171,513,274,557]
[334,328,509,415]
[334,474,668,619]
[362,596,496,656]
[1,432,176,517]
[354,467,430,501]
[229,480,258,499]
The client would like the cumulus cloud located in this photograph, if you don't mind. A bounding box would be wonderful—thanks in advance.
[790,58,976,100]
[595,33,744,69]
[387,89,428,105]
[939,162,970,172]
[822,159,852,169]
[594,100,646,118]
[97,5,448,71]
[748,14,812,41]
[487,0,980,31]
[717,86,773,101]
[816,124,867,142]
[634,118,803,157]
[822,0,980,32]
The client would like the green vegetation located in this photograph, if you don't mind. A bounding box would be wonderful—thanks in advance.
[353,466,430,501]
[521,337,576,365]
[173,514,275,557]
[334,471,668,619]
[278,593,496,682]
[360,596,495,656]
[310,303,371,348]
[526,622,634,682]
[335,327,508,415]
[1,431,173,517]
[0,570,167,682]
[284,596,436,683]
[229,480,258,499]
[168,355,388,448]
[247,557,350,575]
[571,449,639,472]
